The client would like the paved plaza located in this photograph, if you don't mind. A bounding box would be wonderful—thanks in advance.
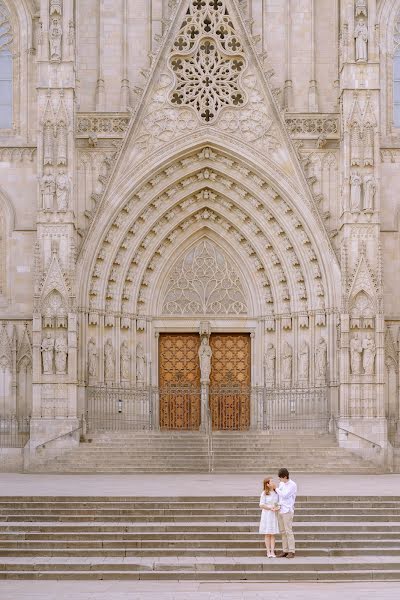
[1,472,400,497]
[0,580,400,600]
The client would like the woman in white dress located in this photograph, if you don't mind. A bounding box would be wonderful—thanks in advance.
[259,477,280,558]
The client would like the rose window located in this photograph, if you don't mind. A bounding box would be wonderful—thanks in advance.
[169,0,247,124]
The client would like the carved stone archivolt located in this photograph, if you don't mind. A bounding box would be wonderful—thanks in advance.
[81,146,335,323]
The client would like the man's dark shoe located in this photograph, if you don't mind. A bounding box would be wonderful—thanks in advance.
[286,552,295,558]
[276,552,288,558]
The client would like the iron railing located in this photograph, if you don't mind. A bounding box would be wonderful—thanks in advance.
[253,385,329,431]
[86,384,329,432]
[86,385,153,431]
[0,416,30,448]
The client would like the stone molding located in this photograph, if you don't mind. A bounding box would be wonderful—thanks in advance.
[76,113,130,139]
[284,114,340,138]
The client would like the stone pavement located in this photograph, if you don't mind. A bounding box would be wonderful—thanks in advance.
[0,580,400,599]
[1,472,400,496]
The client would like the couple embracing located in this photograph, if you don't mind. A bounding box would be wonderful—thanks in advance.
[259,468,297,559]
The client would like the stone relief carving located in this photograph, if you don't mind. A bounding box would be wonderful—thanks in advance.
[55,335,68,375]
[136,342,146,383]
[298,340,309,381]
[49,17,62,62]
[348,97,375,168]
[284,115,339,138]
[41,332,55,374]
[281,341,293,383]
[354,19,368,63]
[162,239,248,316]
[104,338,115,381]
[87,337,97,377]
[363,174,375,212]
[55,170,70,211]
[76,114,130,137]
[350,172,362,212]
[362,333,376,375]
[120,340,131,381]
[315,337,327,380]
[41,169,56,211]
[199,336,212,384]
[264,342,276,384]
[355,1,367,18]
[50,0,62,16]
[350,334,363,375]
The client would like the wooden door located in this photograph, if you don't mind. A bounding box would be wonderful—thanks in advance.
[209,333,251,430]
[159,333,201,430]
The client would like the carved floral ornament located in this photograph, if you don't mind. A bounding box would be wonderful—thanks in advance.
[83,147,332,320]
[168,0,247,124]
[0,2,12,54]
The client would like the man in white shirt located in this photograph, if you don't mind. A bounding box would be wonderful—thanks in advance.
[274,467,297,558]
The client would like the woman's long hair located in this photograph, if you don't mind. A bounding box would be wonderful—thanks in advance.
[263,477,273,495]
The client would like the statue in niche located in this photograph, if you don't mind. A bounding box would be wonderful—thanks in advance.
[350,172,362,212]
[88,337,97,377]
[104,338,115,381]
[120,341,131,381]
[354,19,368,63]
[315,338,328,380]
[363,174,376,212]
[40,169,55,211]
[264,343,276,384]
[298,341,309,381]
[49,17,62,62]
[136,342,146,383]
[363,334,376,375]
[55,335,68,375]
[198,336,212,384]
[41,332,55,374]
[55,170,70,211]
[281,341,293,383]
[350,334,363,374]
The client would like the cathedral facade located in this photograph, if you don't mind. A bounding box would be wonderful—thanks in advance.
[0,0,400,470]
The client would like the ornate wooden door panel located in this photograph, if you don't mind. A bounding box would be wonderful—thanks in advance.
[159,333,201,430]
[209,333,251,430]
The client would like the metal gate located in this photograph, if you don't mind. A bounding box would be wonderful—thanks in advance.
[254,385,329,431]
[85,384,329,432]
[86,385,153,431]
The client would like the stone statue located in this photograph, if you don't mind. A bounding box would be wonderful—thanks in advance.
[55,335,68,375]
[120,340,131,381]
[41,332,54,374]
[354,20,368,63]
[363,174,376,212]
[88,337,97,377]
[315,337,328,380]
[40,169,55,211]
[363,334,376,375]
[49,17,62,62]
[136,342,146,383]
[350,334,363,375]
[55,170,70,211]
[298,341,309,381]
[198,336,212,383]
[350,172,362,212]
[264,343,276,384]
[281,341,293,382]
[104,338,115,381]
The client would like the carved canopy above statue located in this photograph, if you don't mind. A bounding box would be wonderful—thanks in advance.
[162,238,248,315]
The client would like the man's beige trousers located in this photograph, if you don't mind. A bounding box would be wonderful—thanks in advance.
[277,512,295,553]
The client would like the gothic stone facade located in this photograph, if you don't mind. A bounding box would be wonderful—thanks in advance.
[0,0,400,468]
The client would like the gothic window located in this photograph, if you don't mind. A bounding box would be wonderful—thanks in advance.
[162,239,248,315]
[0,2,12,129]
[394,12,400,126]
[169,0,247,123]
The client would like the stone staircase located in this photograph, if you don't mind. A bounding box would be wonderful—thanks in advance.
[0,495,400,580]
[33,431,380,473]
